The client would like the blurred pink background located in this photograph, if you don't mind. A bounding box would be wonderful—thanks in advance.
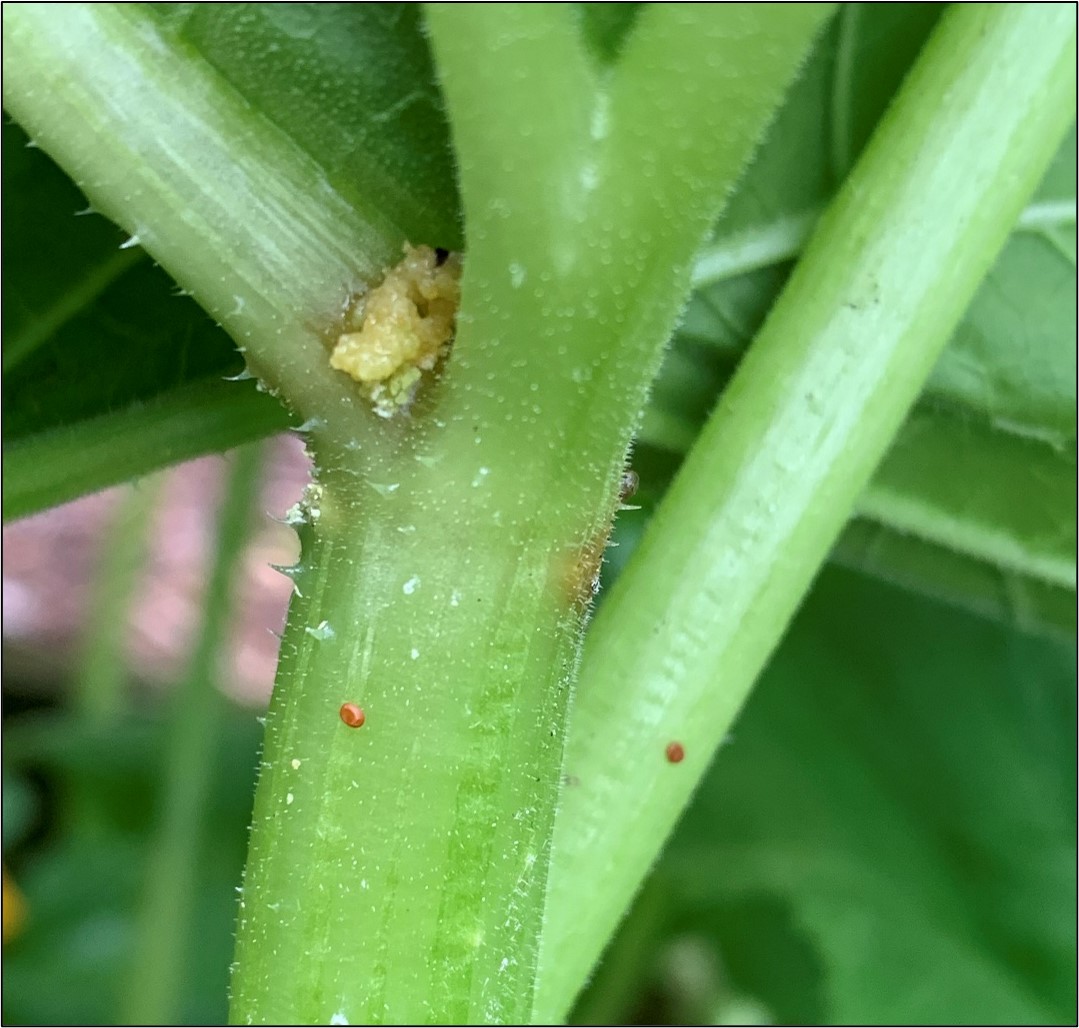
[3,434,313,708]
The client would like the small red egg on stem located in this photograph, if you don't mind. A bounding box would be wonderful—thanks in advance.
[339,703,366,728]
[665,741,685,764]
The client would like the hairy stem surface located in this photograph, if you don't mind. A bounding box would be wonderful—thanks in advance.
[537,4,1077,1017]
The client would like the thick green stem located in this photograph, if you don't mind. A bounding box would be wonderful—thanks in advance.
[536,3,1077,1018]
[233,6,832,1022]
[233,8,830,1020]
[231,471,581,1024]
[125,445,264,1026]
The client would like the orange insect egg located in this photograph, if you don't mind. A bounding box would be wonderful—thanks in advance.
[339,703,366,728]
[665,741,685,764]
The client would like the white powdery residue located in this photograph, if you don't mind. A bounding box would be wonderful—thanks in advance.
[330,1012,350,1026]
[410,648,420,661]
[471,466,491,487]
[293,416,325,434]
[499,956,510,973]
[291,758,301,770]
[284,503,306,527]
[402,575,420,595]
[450,589,462,607]
[305,620,335,641]
[286,792,294,805]
[508,262,526,288]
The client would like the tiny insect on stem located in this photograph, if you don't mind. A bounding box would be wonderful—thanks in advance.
[665,741,685,764]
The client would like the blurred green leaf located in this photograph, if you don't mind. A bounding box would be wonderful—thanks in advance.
[930,186,1077,447]
[643,5,1076,633]
[4,837,143,1026]
[833,519,1076,642]
[856,407,1075,594]
[2,771,38,851]
[126,446,265,1026]
[1,710,262,1026]
[3,377,289,522]
[682,567,1076,1022]
[583,566,1075,1024]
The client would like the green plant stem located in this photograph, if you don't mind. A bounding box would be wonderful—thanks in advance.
[231,479,586,1024]
[628,434,1075,640]
[5,3,830,1021]
[536,4,1077,1019]
[124,445,264,1026]
[640,384,1077,596]
[3,378,289,523]
[691,195,1078,290]
[2,4,395,440]
[231,6,832,1023]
